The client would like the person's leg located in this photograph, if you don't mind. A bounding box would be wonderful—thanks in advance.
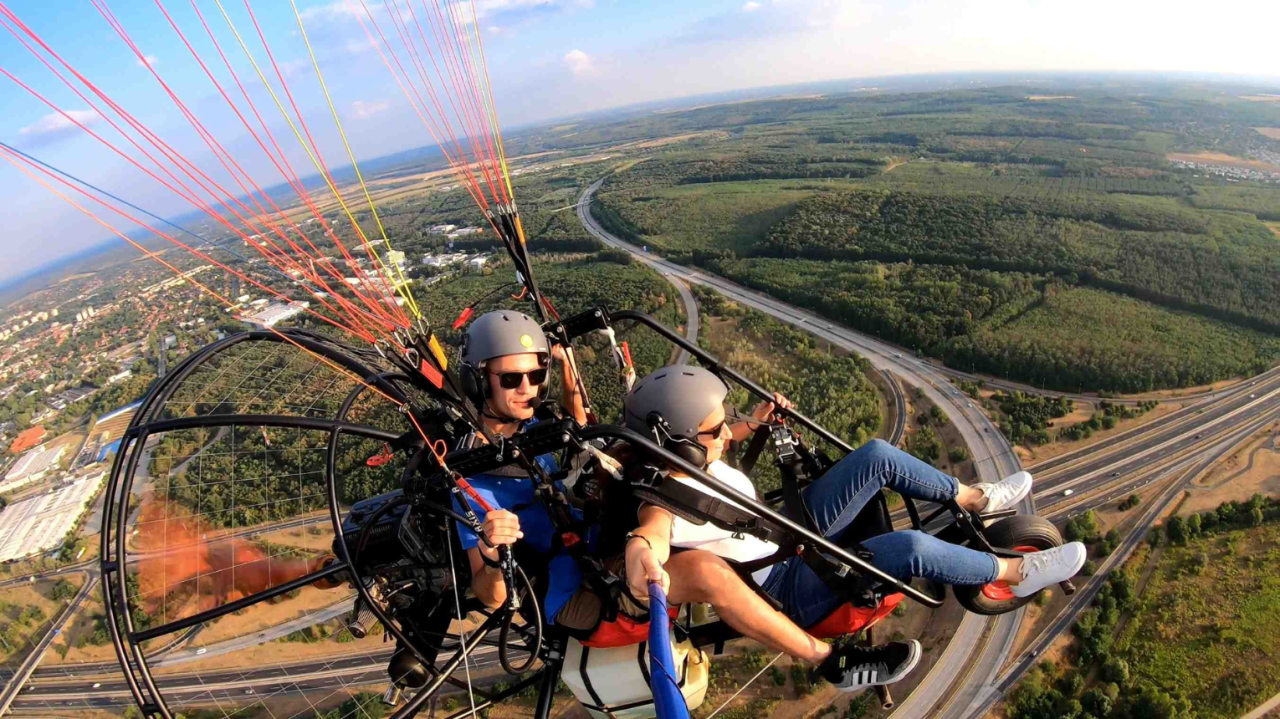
[798,439,969,542]
[662,550,831,664]
[761,529,1000,628]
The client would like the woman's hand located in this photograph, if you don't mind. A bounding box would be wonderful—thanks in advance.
[625,536,669,605]
[479,509,522,563]
[751,392,794,425]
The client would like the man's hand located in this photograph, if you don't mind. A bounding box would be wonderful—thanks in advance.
[550,343,574,364]
[479,509,522,563]
[751,392,794,425]
[625,537,669,605]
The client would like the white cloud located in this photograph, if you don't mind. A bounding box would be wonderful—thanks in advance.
[742,2,762,11]
[298,0,373,21]
[563,49,594,77]
[472,0,594,20]
[345,38,375,54]
[19,110,101,136]
[351,100,390,119]
[135,55,158,68]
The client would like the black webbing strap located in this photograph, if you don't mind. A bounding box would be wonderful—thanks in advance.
[631,480,785,545]
[739,427,772,477]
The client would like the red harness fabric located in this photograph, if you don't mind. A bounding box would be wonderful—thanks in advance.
[805,592,905,640]
[582,593,904,648]
[582,606,681,648]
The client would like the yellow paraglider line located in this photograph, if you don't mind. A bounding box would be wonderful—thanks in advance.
[288,0,422,319]
[465,1,516,206]
[209,0,418,322]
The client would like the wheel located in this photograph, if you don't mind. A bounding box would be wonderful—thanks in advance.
[953,514,1064,616]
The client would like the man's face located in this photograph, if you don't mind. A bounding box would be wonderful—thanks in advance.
[693,404,732,465]
[485,352,546,421]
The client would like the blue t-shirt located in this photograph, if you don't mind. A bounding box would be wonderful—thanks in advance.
[452,449,587,624]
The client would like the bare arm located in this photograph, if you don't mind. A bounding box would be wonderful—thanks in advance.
[554,345,588,425]
[625,505,673,601]
[730,392,793,442]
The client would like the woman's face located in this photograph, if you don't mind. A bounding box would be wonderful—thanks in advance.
[693,404,732,465]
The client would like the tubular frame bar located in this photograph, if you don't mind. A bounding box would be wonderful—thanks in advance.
[577,425,943,608]
[98,332,409,719]
[608,310,855,455]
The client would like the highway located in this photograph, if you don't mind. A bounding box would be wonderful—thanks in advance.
[577,176,1280,719]
[8,178,1274,716]
[961,409,1279,719]
[577,177,1029,719]
[0,570,96,716]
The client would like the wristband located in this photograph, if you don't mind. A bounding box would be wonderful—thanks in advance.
[479,549,504,569]
[625,532,653,552]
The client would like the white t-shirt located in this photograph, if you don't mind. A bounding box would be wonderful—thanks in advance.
[667,460,778,585]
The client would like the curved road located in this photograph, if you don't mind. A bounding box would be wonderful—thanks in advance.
[578,177,1029,719]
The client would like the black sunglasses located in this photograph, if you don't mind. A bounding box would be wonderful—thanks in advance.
[490,368,548,390]
[694,406,746,438]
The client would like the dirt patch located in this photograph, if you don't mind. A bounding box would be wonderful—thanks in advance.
[1255,127,1280,140]
[190,586,355,647]
[620,131,725,150]
[1182,422,1280,515]
[1123,377,1243,401]
[1241,95,1280,102]
[1019,402,1183,467]
[1267,222,1280,239]
[0,576,82,662]
[1026,95,1075,101]
[1167,151,1280,173]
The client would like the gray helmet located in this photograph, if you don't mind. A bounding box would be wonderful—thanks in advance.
[624,365,729,441]
[461,310,550,366]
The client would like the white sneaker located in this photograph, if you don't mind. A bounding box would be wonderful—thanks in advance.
[1010,542,1087,598]
[972,471,1033,513]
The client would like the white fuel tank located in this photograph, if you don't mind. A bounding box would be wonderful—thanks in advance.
[562,638,709,719]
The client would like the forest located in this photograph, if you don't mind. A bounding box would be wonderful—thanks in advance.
[147,252,689,530]
[586,84,1280,391]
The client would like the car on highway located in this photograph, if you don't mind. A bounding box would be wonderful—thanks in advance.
[245,689,255,695]
[894,353,902,358]
[1110,471,1120,477]
[1195,434,1203,439]
[1063,489,1074,496]
[196,647,207,655]
[92,683,101,689]
[1251,394,1257,398]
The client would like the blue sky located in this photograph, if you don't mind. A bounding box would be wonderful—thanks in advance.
[2,0,1278,283]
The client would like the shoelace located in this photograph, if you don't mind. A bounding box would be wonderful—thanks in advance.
[1020,550,1060,581]
[837,647,892,678]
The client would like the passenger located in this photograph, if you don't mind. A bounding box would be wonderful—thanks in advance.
[450,310,589,615]
[575,366,1086,692]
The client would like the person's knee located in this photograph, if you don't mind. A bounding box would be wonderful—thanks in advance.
[895,529,933,556]
[671,551,739,603]
[860,438,895,461]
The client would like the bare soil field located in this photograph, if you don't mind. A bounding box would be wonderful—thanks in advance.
[1267,222,1280,239]
[1182,422,1280,515]
[1241,95,1280,102]
[0,576,83,662]
[1167,151,1280,173]
[1026,95,1075,101]
[1255,127,1280,140]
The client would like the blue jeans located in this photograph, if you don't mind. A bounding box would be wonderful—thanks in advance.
[758,439,1000,628]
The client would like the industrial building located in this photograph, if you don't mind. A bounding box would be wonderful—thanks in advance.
[245,301,310,329]
[0,444,66,493]
[0,470,105,562]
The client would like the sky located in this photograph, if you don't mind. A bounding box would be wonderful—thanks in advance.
[1,0,1278,284]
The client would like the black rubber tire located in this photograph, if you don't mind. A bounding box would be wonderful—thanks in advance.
[953,514,1065,616]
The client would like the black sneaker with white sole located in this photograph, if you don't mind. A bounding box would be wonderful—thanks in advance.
[813,639,922,692]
